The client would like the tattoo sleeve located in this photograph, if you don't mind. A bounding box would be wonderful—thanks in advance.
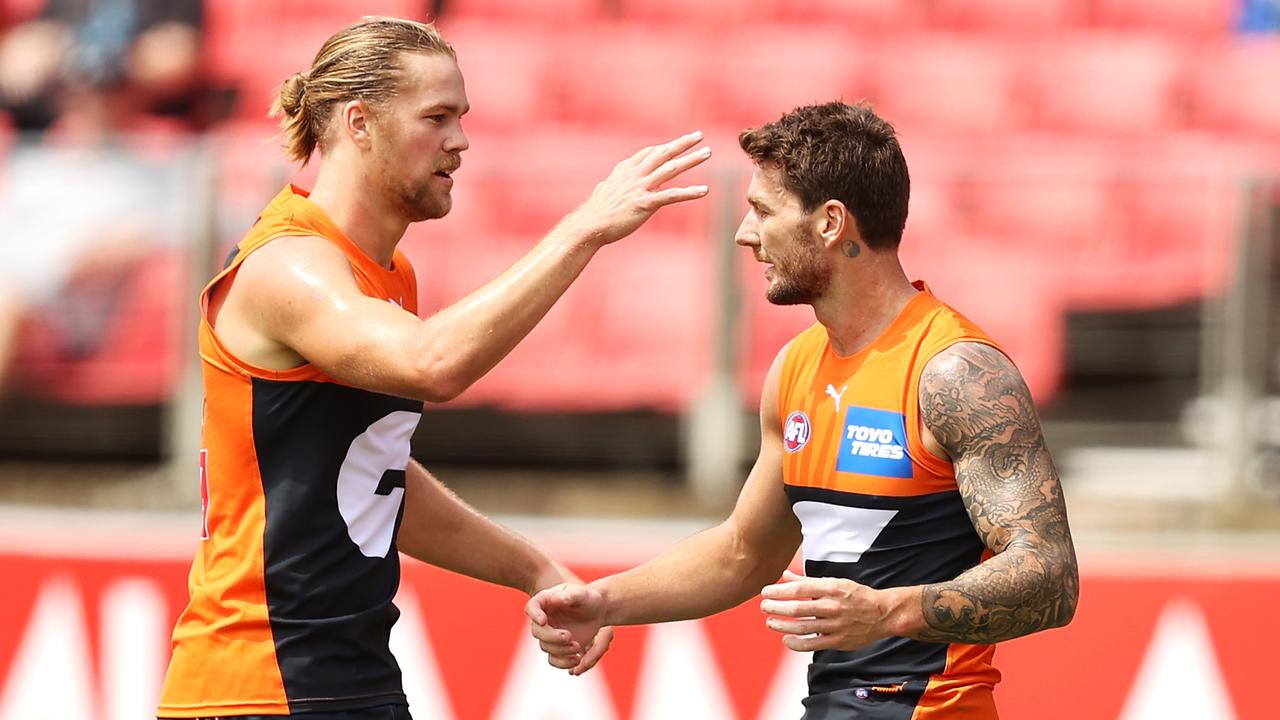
[915,343,1079,644]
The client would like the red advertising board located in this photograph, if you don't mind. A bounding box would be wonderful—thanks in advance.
[0,516,1273,719]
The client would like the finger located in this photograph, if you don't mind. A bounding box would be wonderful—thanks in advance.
[783,633,832,653]
[571,627,614,676]
[547,652,583,670]
[781,569,806,582]
[648,145,712,187]
[548,584,589,610]
[760,598,831,618]
[639,130,704,171]
[645,184,710,210]
[539,638,580,656]
[530,623,571,643]
[762,580,823,600]
[766,617,836,637]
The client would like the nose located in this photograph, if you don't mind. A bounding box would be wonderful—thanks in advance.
[447,122,469,153]
[734,211,759,249]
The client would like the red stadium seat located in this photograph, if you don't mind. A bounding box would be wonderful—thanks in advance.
[1090,0,1234,36]
[205,1,433,122]
[954,145,1120,252]
[902,240,1066,404]
[1188,38,1280,139]
[867,36,1029,134]
[617,0,751,26]
[441,21,558,132]
[547,24,711,134]
[1030,34,1185,134]
[1102,172,1240,309]
[925,0,1081,33]
[435,232,711,411]
[1,0,45,24]
[705,28,869,131]
[444,0,600,23]
[762,0,920,31]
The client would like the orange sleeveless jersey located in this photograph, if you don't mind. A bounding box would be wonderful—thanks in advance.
[778,282,1004,720]
[159,186,423,717]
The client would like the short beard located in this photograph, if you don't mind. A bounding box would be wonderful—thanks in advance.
[393,181,451,222]
[766,229,830,306]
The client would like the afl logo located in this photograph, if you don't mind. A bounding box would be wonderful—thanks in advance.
[783,411,811,453]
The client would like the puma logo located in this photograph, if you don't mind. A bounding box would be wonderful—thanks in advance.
[825,384,847,412]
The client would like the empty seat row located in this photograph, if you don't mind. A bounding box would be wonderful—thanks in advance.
[213,22,1280,141]
[442,0,1235,36]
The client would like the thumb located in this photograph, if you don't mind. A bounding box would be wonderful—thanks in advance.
[555,584,591,609]
[781,569,806,583]
[525,594,548,626]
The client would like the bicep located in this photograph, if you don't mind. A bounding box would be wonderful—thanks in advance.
[240,237,429,398]
[918,343,1069,554]
[728,345,801,568]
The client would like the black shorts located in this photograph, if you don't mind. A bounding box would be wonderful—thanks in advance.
[190,704,412,720]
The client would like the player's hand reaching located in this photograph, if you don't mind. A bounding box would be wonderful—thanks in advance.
[760,570,908,652]
[563,131,711,247]
[526,582,611,675]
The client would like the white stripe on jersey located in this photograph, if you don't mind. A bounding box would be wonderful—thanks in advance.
[792,501,899,564]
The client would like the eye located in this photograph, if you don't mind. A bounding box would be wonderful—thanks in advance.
[424,114,446,124]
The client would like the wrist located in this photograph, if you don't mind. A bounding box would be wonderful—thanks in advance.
[589,577,617,626]
[881,585,927,638]
[526,556,575,597]
[554,209,609,251]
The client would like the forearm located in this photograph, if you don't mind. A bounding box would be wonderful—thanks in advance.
[410,223,598,400]
[890,542,1079,644]
[397,462,568,595]
[595,522,791,627]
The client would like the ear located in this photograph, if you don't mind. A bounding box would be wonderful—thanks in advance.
[815,199,850,251]
[338,99,374,151]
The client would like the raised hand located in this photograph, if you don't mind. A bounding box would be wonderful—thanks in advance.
[526,582,612,675]
[760,570,900,652]
[563,131,711,247]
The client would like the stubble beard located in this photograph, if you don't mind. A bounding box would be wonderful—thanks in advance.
[395,182,451,222]
[766,229,831,306]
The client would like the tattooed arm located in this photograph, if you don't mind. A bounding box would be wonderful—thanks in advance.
[912,342,1079,644]
[757,341,1076,653]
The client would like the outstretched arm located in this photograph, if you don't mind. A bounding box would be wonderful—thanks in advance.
[398,459,614,672]
[528,347,802,668]
[397,459,570,595]
[218,132,711,403]
[911,342,1078,643]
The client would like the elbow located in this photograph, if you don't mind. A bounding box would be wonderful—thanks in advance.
[1051,564,1080,629]
[409,361,471,399]
[410,357,471,403]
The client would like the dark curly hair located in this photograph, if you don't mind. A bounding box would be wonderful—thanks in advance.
[739,102,910,250]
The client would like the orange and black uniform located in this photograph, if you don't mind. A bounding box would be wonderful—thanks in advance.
[159,186,423,718]
[779,283,1003,719]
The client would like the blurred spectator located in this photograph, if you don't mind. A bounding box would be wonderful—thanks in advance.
[1240,0,1280,31]
[0,136,195,396]
[0,0,206,135]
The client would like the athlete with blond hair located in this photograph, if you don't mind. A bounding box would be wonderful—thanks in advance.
[157,17,710,719]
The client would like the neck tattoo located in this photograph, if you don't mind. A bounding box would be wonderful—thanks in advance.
[843,241,861,258]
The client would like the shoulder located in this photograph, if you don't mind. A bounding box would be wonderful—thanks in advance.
[230,234,360,320]
[920,341,1017,391]
[918,342,1039,456]
[235,234,353,290]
